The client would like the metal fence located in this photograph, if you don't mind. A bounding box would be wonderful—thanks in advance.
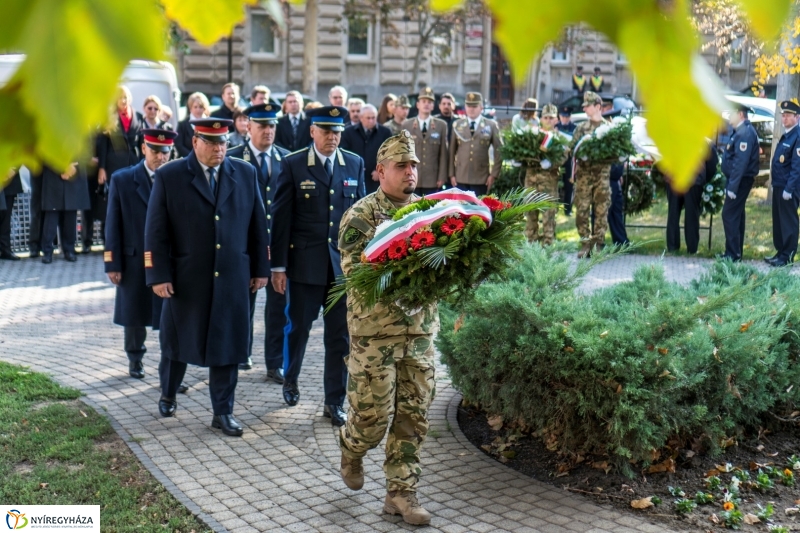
[9,193,103,253]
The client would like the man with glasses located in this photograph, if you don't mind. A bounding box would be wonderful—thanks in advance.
[144,118,269,437]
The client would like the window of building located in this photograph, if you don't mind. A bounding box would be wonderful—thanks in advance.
[251,13,278,56]
[347,16,372,58]
[730,37,745,67]
[431,24,457,63]
[551,45,569,63]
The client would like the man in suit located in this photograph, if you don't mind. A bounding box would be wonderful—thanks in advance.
[402,87,449,195]
[448,92,503,196]
[227,101,289,381]
[275,91,312,152]
[105,129,171,380]
[766,100,800,266]
[144,118,269,437]
[720,102,759,262]
[0,171,23,260]
[210,83,241,132]
[270,106,366,427]
[340,104,392,195]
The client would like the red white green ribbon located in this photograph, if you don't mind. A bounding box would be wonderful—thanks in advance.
[364,198,492,261]
[539,131,553,151]
[424,188,484,205]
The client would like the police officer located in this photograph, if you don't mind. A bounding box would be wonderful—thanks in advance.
[338,132,437,525]
[106,129,175,382]
[555,106,576,216]
[227,100,289,380]
[270,106,366,426]
[449,92,503,195]
[766,100,800,266]
[402,88,448,195]
[144,118,269,437]
[720,103,759,261]
[39,163,91,264]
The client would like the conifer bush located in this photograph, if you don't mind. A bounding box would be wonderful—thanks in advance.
[438,247,800,473]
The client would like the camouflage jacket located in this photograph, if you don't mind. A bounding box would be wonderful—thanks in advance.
[338,188,440,338]
[572,117,611,146]
[383,119,405,136]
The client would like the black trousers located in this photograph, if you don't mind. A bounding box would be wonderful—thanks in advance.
[29,179,43,253]
[284,273,349,406]
[0,193,16,253]
[666,182,703,254]
[124,326,147,363]
[771,186,800,262]
[561,162,574,214]
[159,357,238,415]
[247,285,286,370]
[457,183,487,196]
[607,179,629,245]
[41,210,77,255]
[721,176,755,260]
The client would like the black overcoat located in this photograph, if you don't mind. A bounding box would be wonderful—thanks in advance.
[40,166,91,211]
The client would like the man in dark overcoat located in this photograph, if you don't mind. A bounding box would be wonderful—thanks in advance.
[270,106,366,427]
[39,163,91,263]
[0,170,23,260]
[144,118,269,437]
[105,129,174,380]
[227,100,289,380]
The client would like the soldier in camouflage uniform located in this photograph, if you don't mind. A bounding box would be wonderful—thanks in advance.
[524,104,567,245]
[383,95,410,136]
[337,131,438,526]
[571,91,612,258]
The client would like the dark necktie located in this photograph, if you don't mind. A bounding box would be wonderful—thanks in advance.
[260,152,269,179]
[470,121,476,134]
[207,167,217,198]
[291,116,298,139]
[324,157,333,179]
[422,122,427,137]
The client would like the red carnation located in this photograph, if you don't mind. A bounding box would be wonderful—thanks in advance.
[386,239,409,260]
[481,197,504,211]
[440,217,465,235]
[410,230,436,250]
[374,251,389,263]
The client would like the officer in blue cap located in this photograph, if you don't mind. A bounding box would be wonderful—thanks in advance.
[228,100,290,378]
[269,106,366,426]
[766,100,800,266]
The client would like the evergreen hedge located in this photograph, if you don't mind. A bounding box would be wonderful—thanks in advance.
[438,246,800,473]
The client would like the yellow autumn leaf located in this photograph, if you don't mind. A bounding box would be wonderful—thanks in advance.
[431,0,465,11]
[161,0,257,46]
[740,320,754,332]
[631,497,654,509]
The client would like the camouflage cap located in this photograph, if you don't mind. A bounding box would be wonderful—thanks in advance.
[582,91,602,107]
[418,87,435,101]
[376,130,420,165]
[465,92,483,105]
[396,94,411,108]
[541,104,558,118]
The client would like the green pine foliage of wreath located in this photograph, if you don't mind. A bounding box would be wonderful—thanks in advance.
[500,128,570,167]
[624,169,656,216]
[574,119,637,164]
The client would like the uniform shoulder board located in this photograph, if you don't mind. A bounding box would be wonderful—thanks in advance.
[286,147,310,157]
[339,148,359,157]
[227,143,244,151]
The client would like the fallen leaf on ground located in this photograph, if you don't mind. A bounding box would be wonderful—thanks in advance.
[79,410,87,418]
[715,463,733,473]
[785,507,800,515]
[743,513,760,525]
[631,497,654,509]
[740,320,753,332]
[709,513,720,524]
[38,483,47,489]
[487,415,503,431]
[648,458,676,474]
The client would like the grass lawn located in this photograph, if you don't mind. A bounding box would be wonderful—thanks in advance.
[0,361,211,533]
[553,186,775,260]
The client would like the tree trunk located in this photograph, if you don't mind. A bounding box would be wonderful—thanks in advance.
[767,25,800,202]
[302,0,319,98]
[409,12,431,93]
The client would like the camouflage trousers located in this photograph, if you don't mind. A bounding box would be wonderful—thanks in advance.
[574,164,612,247]
[338,334,436,493]
[524,167,559,245]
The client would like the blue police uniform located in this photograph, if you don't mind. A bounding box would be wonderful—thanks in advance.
[145,122,269,423]
[270,106,366,415]
[555,111,576,214]
[105,159,164,374]
[227,100,290,373]
[767,101,800,265]
[720,115,759,260]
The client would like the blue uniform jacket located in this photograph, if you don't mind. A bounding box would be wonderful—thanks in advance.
[270,146,366,286]
[721,119,760,195]
[227,142,289,259]
[144,153,270,367]
[104,160,163,329]
[770,126,800,195]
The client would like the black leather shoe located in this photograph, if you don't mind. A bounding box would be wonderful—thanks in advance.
[211,414,243,436]
[765,255,778,264]
[128,360,144,379]
[283,382,300,406]
[265,368,285,384]
[158,396,176,417]
[324,404,347,427]
[177,382,189,394]
[769,258,791,267]
[238,357,253,371]
[63,251,77,262]
[28,248,40,258]
[0,250,20,260]
[41,253,53,264]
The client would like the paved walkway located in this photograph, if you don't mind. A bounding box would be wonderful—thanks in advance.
[0,253,737,532]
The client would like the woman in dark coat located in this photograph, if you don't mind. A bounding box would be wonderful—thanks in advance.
[39,163,91,263]
[97,85,143,189]
[175,92,210,158]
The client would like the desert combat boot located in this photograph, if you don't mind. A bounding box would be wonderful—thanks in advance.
[340,454,364,490]
[384,491,432,525]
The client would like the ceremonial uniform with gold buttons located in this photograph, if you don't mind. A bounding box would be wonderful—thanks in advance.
[448,92,503,196]
[766,100,800,266]
[270,106,366,415]
[402,88,448,195]
[144,119,269,425]
[227,101,290,377]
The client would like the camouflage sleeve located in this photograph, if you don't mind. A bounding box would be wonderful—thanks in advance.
[338,204,375,277]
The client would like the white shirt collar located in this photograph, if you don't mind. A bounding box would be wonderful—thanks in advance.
[197,161,221,180]
[417,116,431,129]
[786,125,797,135]
[143,162,156,179]
[313,145,335,167]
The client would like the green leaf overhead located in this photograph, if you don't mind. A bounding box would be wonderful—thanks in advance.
[161,0,257,46]
[736,0,792,41]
